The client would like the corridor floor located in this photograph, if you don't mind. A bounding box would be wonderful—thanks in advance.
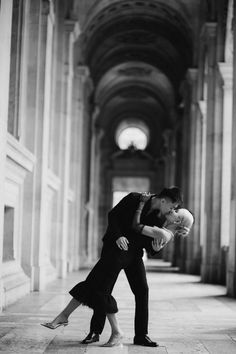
[0,260,236,353]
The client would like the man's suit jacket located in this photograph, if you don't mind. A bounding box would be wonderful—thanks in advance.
[102,192,165,255]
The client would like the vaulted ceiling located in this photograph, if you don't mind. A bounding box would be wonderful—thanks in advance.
[72,0,201,155]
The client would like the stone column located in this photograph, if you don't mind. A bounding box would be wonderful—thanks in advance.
[198,100,207,256]
[162,129,175,186]
[175,80,192,271]
[71,65,89,269]
[0,0,13,310]
[92,126,104,260]
[57,18,80,278]
[87,106,100,263]
[185,68,201,274]
[31,0,56,290]
[228,0,236,296]
[191,107,203,274]
[68,62,84,271]
[218,63,233,283]
[20,0,40,282]
[201,22,223,283]
[74,65,91,266]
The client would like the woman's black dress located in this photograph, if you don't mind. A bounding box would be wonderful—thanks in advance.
[69,244,137,314]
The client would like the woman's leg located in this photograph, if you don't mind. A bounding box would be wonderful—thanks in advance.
[103,313,123,347]
[44,298,81,327]
[107,313,123,335]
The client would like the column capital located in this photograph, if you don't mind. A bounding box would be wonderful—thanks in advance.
[75,65,90,79]
[200,22,217,41]
[186,68,198,84]
[198,100,207,123]
[41,0,55,22]
[64,19,81,41]
[41,0,50,16]
[75,66,94,91]
[218,62,233,89]
[92,106,100,121]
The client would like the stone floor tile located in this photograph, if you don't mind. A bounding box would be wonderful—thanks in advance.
[200,339,236,354]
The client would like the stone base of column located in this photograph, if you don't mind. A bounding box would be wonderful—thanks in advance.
[58,259,68,279]
[185,256,201,275]
[227,270,236,297]
[32,263,57,290]
[0,280,3,311]
[162,242,174,262]
[2,262,30,308]
[201,262,221,284]
[218,247,228,285]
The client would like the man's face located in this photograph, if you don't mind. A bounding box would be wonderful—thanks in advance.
[159,198,177,216]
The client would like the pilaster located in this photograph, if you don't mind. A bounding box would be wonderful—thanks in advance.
[58,18,80,277]
[68,64,85,270]
[201,21,223,283]
[31,0,56,290]
[0,0,14,310]
[228,0,236,296]
[185,68,201,274]
[87,107,103,262]
[218,63,233,283]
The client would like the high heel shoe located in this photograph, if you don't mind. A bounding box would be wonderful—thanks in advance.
[102,333,123,347]
[41,321,68,330]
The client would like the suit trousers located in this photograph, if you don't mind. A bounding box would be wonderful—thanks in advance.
[87,242,149,336]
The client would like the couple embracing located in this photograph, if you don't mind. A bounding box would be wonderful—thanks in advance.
[42,187,194,347]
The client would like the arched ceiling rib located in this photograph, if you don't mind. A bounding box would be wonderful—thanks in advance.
[82,0,193,88]
[95,62,175,112]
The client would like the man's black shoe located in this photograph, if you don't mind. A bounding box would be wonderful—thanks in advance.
[81,332,100,344]
[133,335,158,347]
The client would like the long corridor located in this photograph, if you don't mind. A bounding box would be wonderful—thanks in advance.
[0,260,236,353]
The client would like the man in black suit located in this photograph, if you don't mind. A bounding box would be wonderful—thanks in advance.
[81,186,183,347]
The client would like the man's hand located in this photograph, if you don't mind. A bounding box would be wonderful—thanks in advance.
[151,238,166,252]
[116,237,129,251]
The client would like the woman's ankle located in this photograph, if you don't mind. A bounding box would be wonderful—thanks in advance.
[53,313,68,323]
[112,330,123,336]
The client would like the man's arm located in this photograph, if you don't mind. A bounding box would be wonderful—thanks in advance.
[132,194,172,254]
[104,192,140,246]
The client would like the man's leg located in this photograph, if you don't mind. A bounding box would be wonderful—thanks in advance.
[81,311,106,344]
[124,256,158,347]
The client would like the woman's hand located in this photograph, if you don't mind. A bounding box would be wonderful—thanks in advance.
[175,225,190,237]
[139,192,151,203]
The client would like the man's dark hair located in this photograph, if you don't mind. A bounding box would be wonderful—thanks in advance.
[157,186,183,206]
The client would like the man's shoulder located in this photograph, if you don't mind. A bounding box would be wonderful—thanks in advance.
[129,192,141,198]
[120,192,140,201]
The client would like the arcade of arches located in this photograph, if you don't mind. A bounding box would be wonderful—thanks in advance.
[0,0,236,310]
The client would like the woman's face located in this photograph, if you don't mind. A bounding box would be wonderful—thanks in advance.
[166,210,181,224]
[166,209,194,237]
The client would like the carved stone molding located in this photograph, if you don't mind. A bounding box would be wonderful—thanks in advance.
[218,62,233,90]
[186,68,198,84]
[198,100,207,123]
[200,22,217,41]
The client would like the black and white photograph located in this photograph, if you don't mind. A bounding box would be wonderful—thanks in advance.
[0,0,236,353]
